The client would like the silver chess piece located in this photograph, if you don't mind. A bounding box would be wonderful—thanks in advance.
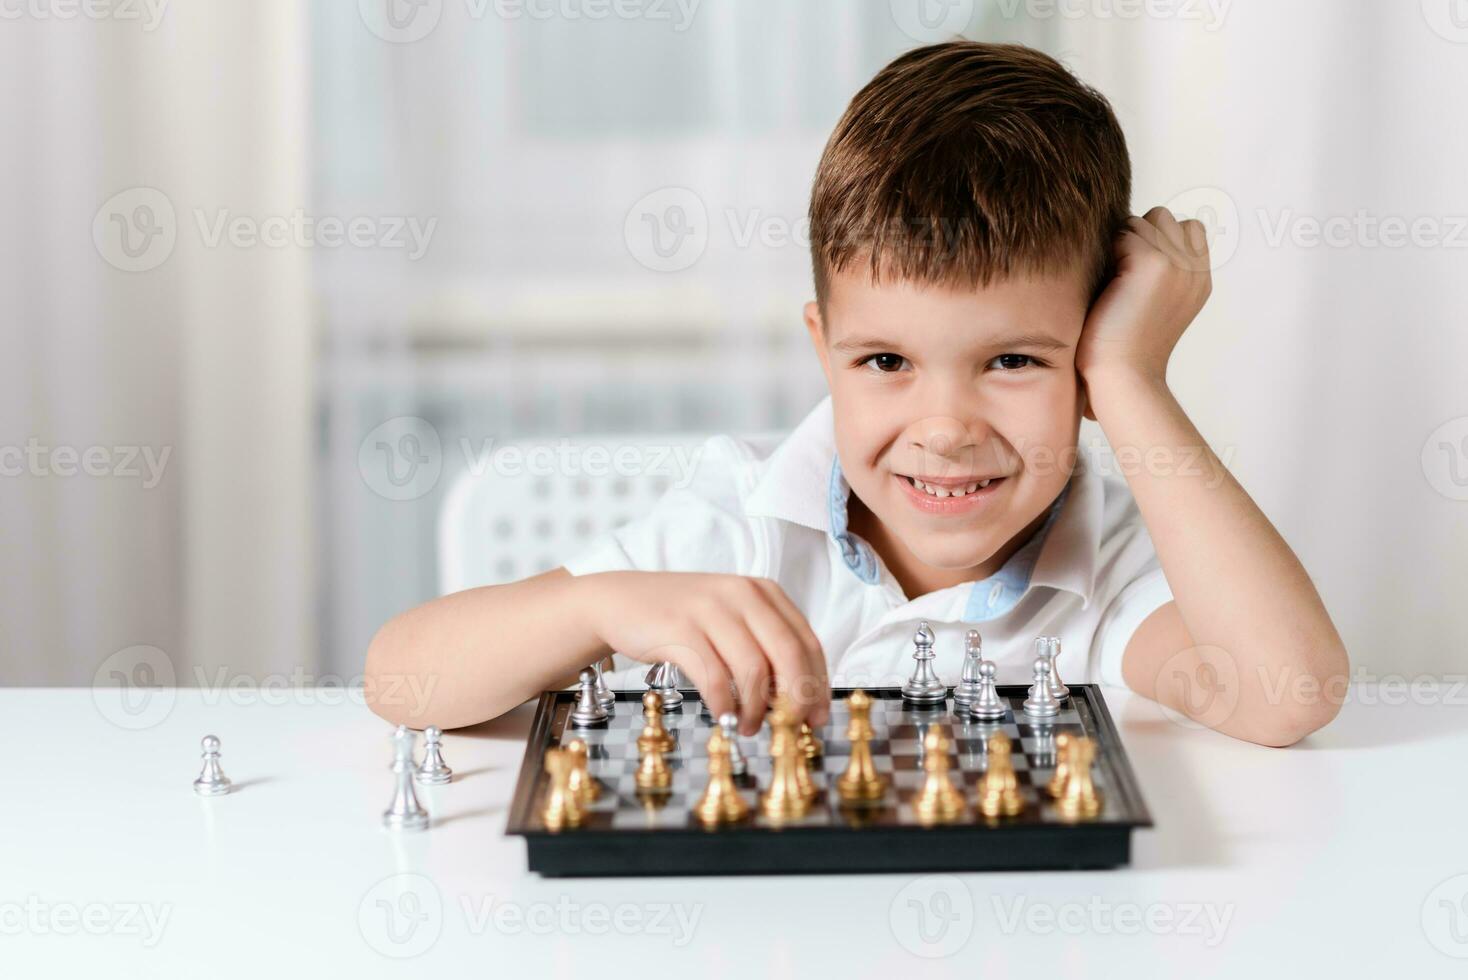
[1023,656,1061,718]
[966,659,1007,721]
[718,713,747,777]
[192,734,232,796]
[951,629,984,709]
[901,621,947,705]
[382,726,429,831]
[569,668,610,727]
[592,660,616,709]
[414,726,453,785]
[645,661,684,711]
[1043,635,1069,701]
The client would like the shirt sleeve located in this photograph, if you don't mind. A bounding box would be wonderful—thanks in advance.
[560,434,759,687]
[1085,486,1176,689]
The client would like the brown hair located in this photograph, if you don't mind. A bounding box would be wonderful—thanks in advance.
[809,42,1131,312]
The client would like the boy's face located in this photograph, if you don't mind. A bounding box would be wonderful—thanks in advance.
[804,263,1090,585]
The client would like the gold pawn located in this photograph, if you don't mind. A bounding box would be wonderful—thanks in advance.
[1054,736,1102,821]
[1046,733,1074,799]
[541,748,584,831]
[836,689,887,804]
[634,711,672,793]
[759,697,810,821]
[912,726,966,825]
[797,722,823,760]
[975,732,1025,818]
[694,729,751,826]
[641,691,674,753]
[564,738,600,805]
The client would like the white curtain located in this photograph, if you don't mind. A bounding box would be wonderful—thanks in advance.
[0,2,315,685]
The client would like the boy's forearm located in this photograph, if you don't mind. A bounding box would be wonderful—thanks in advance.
[1086,366,1350,739]
[364,567,611,730]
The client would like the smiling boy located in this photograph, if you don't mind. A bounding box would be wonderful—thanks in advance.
[366,41,1348,746]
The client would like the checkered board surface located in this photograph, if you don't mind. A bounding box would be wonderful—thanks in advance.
[506,686,1152,875]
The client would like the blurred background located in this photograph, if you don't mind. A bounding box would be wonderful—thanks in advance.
[2,0,1464,688]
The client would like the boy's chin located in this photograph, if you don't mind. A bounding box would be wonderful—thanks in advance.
[900,531,1006,574]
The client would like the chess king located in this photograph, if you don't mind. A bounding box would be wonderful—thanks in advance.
[366,41,1348,751]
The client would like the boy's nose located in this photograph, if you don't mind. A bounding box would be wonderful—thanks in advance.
[903,414,982,463]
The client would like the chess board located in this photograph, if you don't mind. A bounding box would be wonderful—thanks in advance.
[505,686,1151,877]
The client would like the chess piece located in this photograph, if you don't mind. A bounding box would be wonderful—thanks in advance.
[951,630,984,709]
[541,747,584,830]
[382,726,430,830]
[965,660,1007,721]
[901,621,947,705]
[1044,636,1070,701]
[797,722,823,760]
[569,668,609,726]
[192,734,232,796]
[913,726,965,824]
[414,726,453,785]
[634,710,672,792]
[592,660,616,709]
[759,698,810,821]
[1046,732,1074,798]
[1023,657,1060,718]
[837,689,887,804]
[645,661,684,711]
[641,691,674,753]
[564,738,600,805]
[975,732,1024,818]
[694,730,751,826]
[1054,736,1102,821]
[718,713,747,777]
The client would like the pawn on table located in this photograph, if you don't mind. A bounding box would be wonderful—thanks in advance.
[569,668,609,727]
[836,689,887,804]
[541,747,584,830]
[1023,656,1061,718]
[641,691,674,753]
[1053,735,1102,821]
[718,713,747,777]
[965,659,1007,721]
[975,731,1024,818]
[192,734,232,796]
[564,738,600,805]
[414,726,452,785]
[634,695,672,792]
[912,726,965,825]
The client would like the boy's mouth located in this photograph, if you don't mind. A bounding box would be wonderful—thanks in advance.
[894,472,1007,513]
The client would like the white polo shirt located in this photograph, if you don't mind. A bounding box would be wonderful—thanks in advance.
[562,395,1173,693]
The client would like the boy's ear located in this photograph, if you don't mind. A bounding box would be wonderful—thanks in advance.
[803,301,832,382]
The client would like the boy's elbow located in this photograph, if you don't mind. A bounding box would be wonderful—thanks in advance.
[1246,641,1350,747]
[363,617,431,729]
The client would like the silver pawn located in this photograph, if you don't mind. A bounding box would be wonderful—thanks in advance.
[1044,636,1070,701]
[569,668,610,726]
[192,734,232,796]
[718,713,747,777]
[645,661,684,711]
[592,660,616,710]
[901,620,947,705]
[414,726,453,785]
[951,629,984,709]
[967,660,1007,721]
[382,726,429,831]
[1023,657,1061,718]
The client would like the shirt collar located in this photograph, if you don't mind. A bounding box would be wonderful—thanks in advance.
[745,395,1104,610]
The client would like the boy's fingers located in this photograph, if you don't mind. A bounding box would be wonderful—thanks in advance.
[670,640,736,721]
[751,579,829,686]
[702,619,772,735]
[740,600,829,726]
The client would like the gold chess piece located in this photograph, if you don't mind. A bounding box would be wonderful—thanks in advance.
[797,722,823,760]
[913,726,966,825]
[759,697,811,821]
[836,689,887,804]
[634,710,672,793]
[564,738,600,805]
[1054,736,1102,822]
[975,732,1025,818]
[694,729,751,827]
[641,691,674,753]
[541,747,584,831]
[1046,732,1074,799]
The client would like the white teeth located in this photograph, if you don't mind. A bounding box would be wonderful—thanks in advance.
[906,476,998,498]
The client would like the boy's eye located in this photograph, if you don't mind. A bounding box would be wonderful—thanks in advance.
[859,353,908,374]
[989,354,1037,371]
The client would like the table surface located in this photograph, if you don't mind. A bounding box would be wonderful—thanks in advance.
[10,683,1468,978]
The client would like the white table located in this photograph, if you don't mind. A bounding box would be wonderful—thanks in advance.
[9,684,1466,978]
